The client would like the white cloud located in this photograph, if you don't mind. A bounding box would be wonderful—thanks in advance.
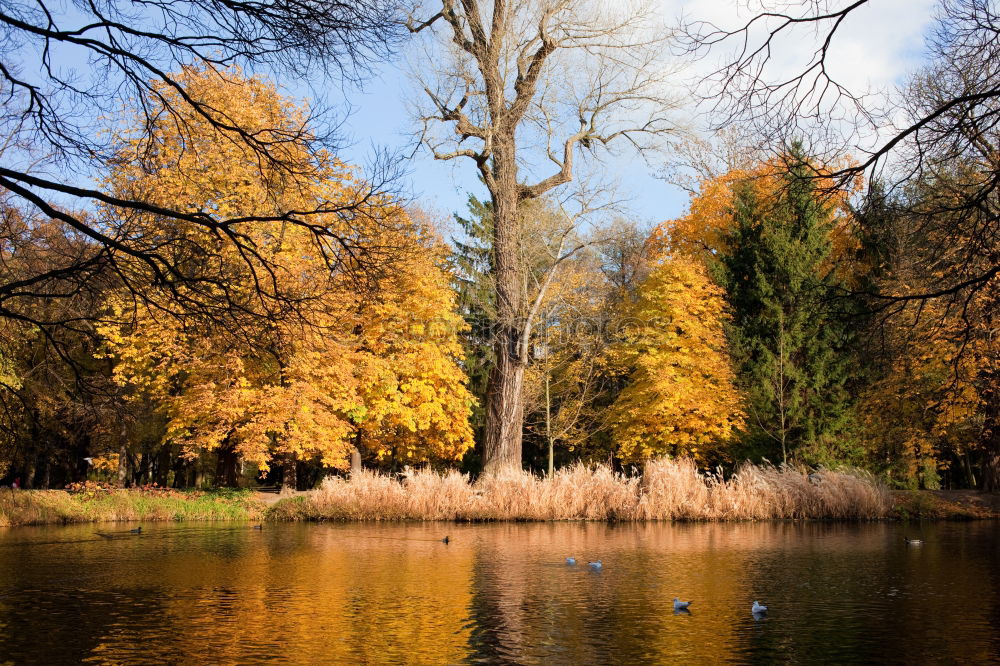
[341,0,942,223]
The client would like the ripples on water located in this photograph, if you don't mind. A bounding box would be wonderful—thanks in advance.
[0,521,997,664]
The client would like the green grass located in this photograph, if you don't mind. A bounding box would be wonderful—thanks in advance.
[0,488,266,526]
[891,491,991,520]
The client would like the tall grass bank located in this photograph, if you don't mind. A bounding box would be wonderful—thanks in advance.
[272,459,892,522]
[0,460,894,526]
[0,487,265,527]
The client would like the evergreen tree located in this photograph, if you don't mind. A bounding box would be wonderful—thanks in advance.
[717,147,855,464]
[450,195,496,471]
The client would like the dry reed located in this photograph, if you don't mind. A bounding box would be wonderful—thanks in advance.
[281,458,892,522]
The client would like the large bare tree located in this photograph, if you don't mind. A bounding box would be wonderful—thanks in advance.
[407,0,680,473]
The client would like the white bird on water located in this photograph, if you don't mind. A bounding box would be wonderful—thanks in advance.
[588,560,602,570]
[752,601,768,614]
[566,557,576,565]
[673,598,692,611]
[904,537,923,545]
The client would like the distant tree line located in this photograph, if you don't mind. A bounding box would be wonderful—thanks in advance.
[1,0,998,491]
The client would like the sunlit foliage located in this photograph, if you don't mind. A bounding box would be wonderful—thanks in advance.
[99,66,473,475]
[606,257,743,464]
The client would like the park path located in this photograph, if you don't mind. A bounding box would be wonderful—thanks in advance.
[253,488,307,506]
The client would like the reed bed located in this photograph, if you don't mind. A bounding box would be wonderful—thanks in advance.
[279,458,892,522]
[0,460,894,526]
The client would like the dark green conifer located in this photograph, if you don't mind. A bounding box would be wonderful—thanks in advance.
[717,145,855,463]
[450,195,496,470]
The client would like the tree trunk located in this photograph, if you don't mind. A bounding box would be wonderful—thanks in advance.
[172,454,187,489]
[980,369,1000,492]
[22,454,35,490]
[482,145,526,475]
[483,354,525,475]
[117,436,129,488]
[138,450,150,485]
[215,440,239,487]
[189,464,202,489]
[283,453,297,492]
[350,446,362,475]
[155,446,171,486]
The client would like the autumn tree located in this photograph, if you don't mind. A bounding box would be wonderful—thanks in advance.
[857,321,981,489]
[606,256,743,464]
[854,177,1000,489]
[350,222,477,471]
[522,234,610,475]
[0,195,130,488]
[101,67,474,485]
[0,0,403,338]
[452,191,629,474]
[683,0,1000,485]
[408,0,680,473]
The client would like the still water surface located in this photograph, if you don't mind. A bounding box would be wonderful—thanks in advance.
[0,521,997,664]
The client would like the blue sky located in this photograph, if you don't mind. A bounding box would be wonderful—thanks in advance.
[327,61,683,232]
[11,0,938,235]
[326,0,937,234]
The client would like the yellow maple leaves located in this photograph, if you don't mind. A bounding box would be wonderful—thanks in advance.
[99,65,474,474]
[606,256,744,464]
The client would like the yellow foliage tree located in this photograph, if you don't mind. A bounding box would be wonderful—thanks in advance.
[606,257,744,464]
[100,66,473,480]
[858,331,981,488]
[351,224,476,464]
[652,160,861,278]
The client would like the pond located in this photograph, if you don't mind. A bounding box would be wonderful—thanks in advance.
[0,521,997,663]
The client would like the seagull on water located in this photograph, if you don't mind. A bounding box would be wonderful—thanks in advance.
[673,598,692,611]
[588,560,602,570]
[752,601,768,614]
[566,557,576,565]
[904,536,923,545]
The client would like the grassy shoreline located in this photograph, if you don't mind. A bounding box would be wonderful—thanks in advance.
[9,460,976,526]
[2,461,996,527]
[0,487,266,527]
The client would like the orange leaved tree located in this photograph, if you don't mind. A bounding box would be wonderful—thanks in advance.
[100,66,473,485]
[606,256,744,464]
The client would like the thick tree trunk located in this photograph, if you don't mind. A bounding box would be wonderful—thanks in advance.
[980,369,1000,492]
[283,453,297,492]
[483,351,526,474]
[482,146,526,475]
[350,446,362,475]
[215,440,239,487]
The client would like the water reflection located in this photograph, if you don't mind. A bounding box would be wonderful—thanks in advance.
[0,521,996,663]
